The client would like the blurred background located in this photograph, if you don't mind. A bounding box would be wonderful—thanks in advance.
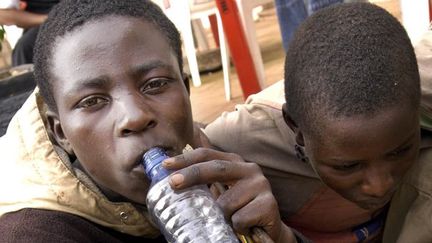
[0,0,430,130]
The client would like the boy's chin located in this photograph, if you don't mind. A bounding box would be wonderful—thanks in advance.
[355,199,390,211]
[111,194,149,206]
[98,184,149,205]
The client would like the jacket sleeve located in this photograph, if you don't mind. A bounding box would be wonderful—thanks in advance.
[383,145,432,243]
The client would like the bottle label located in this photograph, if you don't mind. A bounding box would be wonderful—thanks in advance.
[143,147,171,183]
[149,163,171,184]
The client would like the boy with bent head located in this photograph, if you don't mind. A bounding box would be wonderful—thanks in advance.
[0,0,295,242]
[197,3,428,242]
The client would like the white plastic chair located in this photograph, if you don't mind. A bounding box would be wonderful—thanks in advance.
[235,0,274,89]
[153,0,231,101]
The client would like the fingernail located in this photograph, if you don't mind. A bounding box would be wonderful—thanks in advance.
[170,174,184,187]
[162,158,174,167]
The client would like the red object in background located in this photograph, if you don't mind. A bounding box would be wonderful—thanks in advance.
[215,0,262,99]
[208,14,220,47]
[429,0,432,22]
[19,1,27,10]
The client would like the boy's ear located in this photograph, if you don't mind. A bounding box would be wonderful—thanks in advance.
[282,103,305,146]
[46,110,75,155]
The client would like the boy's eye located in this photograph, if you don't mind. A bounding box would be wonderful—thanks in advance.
[77,96,108,108]
[141,78,170,93]
[387,145,412,158]
[332,162,361,172]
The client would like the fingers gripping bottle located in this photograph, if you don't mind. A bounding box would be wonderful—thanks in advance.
[143,147,239,243]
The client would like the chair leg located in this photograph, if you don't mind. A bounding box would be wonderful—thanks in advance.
[216,11,231,101]
[191,19,210,52]
[236,0,266,89]
[171,0,202,87]
[183,23,202,87]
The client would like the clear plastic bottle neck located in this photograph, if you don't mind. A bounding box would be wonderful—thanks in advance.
[142,147,172,185]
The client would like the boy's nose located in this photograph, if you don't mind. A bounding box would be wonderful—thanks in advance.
[116,95,157,136]
[361,168,394,198]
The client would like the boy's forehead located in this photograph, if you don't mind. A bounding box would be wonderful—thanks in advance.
[311,103,418,144]
[56,16,154,52]
[50,15,178,89]
[52,16,169,65]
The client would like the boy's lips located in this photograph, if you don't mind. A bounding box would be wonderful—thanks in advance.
[356,185,398,210]
[131,145,173,170]
[357,194,394,210]
[358,199,389,210]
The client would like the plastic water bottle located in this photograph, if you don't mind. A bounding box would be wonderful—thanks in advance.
[143,147,239,243]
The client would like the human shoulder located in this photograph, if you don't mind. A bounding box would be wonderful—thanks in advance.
[244,80,285,110]
[384,130,432,242]
[204,80,289,155]
[205,80,285,139]
[406,129,432,195]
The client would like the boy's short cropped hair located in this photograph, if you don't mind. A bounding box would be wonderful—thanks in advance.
[284,3,420,135]
[34,0,183,112]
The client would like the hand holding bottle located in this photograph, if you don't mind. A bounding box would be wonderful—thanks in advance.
[143,147,238,243]
[162,148,297,243]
